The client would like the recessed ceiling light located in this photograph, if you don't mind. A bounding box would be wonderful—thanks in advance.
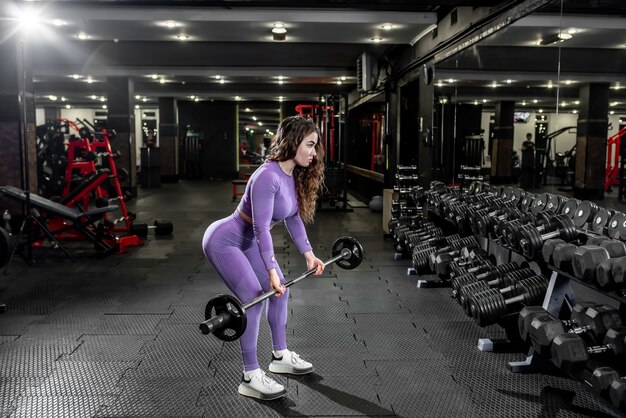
[252,116,257,121]
[163,20,179,29]
[564,80,573,85]
[436,81,443,87]
[51,19,66,26]
[473,100,478,105]
[234,96,242,101]
[135,95,141,99]
[271,27,287,34]
[100,96,106,102]
[505,79,512,84]
[448,79,455,83]
[273,23,285,29]
[70,74,81,79]
[135,104,140,109]
[77,32,89,40]
[65,104,71,109]
[194,97,199,102]
[90,95,97,100]
[533,99,538,103]
[219,78,225,84]
[522,101,527,106]
[60,96,66,102]
[48,95,57,101]
[176,34,189,41]
[337,80,342,85]
[86,77,93,84]
[340,76,347,81]
[574,100,580,105]
[491,82,497,88]
[150,74,159,79]
[482,99,487,103]
[371,37,383,43]
[538,109,543,113]
[258,121,263,126]
[102,105,107,109]
[567,28,578,35]
[245,108,251,112]
[573,110,578,114]
[381,24,393,30]
[611,101,619,107]
[214,75,221,80]
[610,110,615,115]
[561,101,567,107]
[142,97,147,102]
[278,96,284,102]
[558,33,573,40]
[159,78,166,84]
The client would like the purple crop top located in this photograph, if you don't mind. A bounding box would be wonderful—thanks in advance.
[237,161,313,271]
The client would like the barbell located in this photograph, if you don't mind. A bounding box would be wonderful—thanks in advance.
[199,236,364,341]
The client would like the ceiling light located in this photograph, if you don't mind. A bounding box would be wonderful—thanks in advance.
[573,110,578,114]
[258,121,263,126]
[86,77,93,84]
[482,99,487,103]
[135,95,141,99]
[159,78,166,84]
[505,79,512,84]
[234,96,242,101]
[48,95,57,101]
[273,23,285,29]
[491,82,497,88]
[538,33,571,46]
[245,108,251,112]
[340,76,347,81]
[70,74,81,79]
[448,79,455,83]
[538,109,543,113]
[266,129,270,132]
[102,105,107,109]
[567,28,578,35]
[371,37,383,43]
[51,19,66,26]
[381,24,393,30]
[272,23,287,41]
[135,104,139,109]
[564,80,573,85]
[610,110,615,115]
[436,81,443,87]
[163,20,179,29]
[522,101,526,106]
[176,34,189,41]
[558,33,573,40]
[150,74,158,79]
[194,97,199,102]
[214,75,222,80]
[473,100,478,105]
[18,9,41,31]
[90,95,97,100]
[60,96,66,102]
[278,80,284,85]
[65,104,71,109]
[271,27,287,34]
[100,96,106,102]
[612,84,622,90]
[278,96,284,102]
[533,99,538,103]
[610,101,618,107]
[77,32,89,40]
[252,116,257,121]
[142,97,147,102]
[561,101,567,107]
[337,80,342,85]
[547,82,554,88]
[219,78,225,84]
[574,100,580,105]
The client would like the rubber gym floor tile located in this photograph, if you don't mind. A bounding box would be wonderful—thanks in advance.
[0,335,19,344]
[289,304,351,323]
[0,345,74,377]
[343,298,408,314]
[359,334,445,361]
[163,305,205,324]
[541,374,623,418]
[378,390,479,418]
[148,323,223,354]
[133,350,215,378]
[349,313,417,336]
[197,389,293,418]
[291,323,358,344]
[286,351,378,377]
[62,334,154,362]
[0,377,44,407]
[87,314,169,334]
[288,374,394,417]
[24,361,130,397]
[0,314,46,334]
[11,395,118,418]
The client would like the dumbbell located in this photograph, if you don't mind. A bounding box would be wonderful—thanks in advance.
[517,214,578,259]
[550,237,616,273]
[458,268,537,315]
[412,236,477,272]
[572,241,626,283]
[431,246,486,277]
[597,256,626,294]
[130,219,174,237]
[586,367,626,411]
[469,275,548,327]
[450,262,519,298]
[523,304,622,355]
[551,327,626,374]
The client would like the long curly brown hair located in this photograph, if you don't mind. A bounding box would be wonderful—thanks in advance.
[266,116,325,223]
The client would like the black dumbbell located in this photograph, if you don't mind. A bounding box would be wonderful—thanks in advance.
[517,214,578,259]
[458,268,537,315]
[572,241,626,283]
[130,219,174,237]
[451,262,519,299]
[525,304,623,355]
[551,327,626,374]
[517,303,594,343]
[469,275,548,327]
[596,256,626,292]
[432,246,486,277]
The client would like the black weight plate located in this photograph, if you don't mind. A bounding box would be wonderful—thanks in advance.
[154,219,173,236]
[490,185,503,197]
[467,182,476,194]
[204,294,246,342]
[591,208,610,234]
[511,188,525,204]
[546,194,563,213]
[331,236,364,270]
[573,201,598,228]
[530,193,549,214]
[501,187,514,201]
[520,193,535,213]
[561,198,580,219]
[607,212,625,240]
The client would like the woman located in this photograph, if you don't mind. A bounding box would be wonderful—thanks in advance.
[202,116,326,400]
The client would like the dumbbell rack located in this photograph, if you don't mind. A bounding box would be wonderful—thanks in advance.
[506,266,626,373]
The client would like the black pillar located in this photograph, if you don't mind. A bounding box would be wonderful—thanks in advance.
[417,78,435,188]
[107,77,136,195]
[43,107,60,123]
[574,83,609,200]
[384,86,399,188]
[490,101,515,184]
[0,25,36,215]
[159,98,179,182]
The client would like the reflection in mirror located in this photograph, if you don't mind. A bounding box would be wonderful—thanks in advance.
[238,102,281,169]
[431,1,624,195]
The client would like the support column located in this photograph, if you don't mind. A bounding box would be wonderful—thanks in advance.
[158,97,179,182]
[384,86,399,188]
[107,77,136,196]
[417,78,435,188]
[0,26,36,215]
[490,101,515,184]
[574,83,609,200]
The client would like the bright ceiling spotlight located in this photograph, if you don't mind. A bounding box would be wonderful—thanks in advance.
[272,23,287,41]
[65,104,71,109]
[380,24,393,30]
[371,37,383,43]
[219,78,225,84]
[48,95,57,101]
[337,80,342,85]
[176,34,189,41]
[77,32,90,40]
[258,121,263,126]
[340,76,347,81]
[51,19,66,26]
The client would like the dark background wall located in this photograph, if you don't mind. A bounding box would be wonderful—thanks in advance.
[177,100,237,179]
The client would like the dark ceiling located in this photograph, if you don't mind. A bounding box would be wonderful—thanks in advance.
[3,0,625,117]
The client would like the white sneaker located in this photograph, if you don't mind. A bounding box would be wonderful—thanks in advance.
[238,368,286,401]
[268,350,314,375]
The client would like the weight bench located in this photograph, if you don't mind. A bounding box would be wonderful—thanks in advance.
[0,185,119,261]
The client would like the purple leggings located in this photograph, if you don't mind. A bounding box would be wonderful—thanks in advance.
[202,213,288,371]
